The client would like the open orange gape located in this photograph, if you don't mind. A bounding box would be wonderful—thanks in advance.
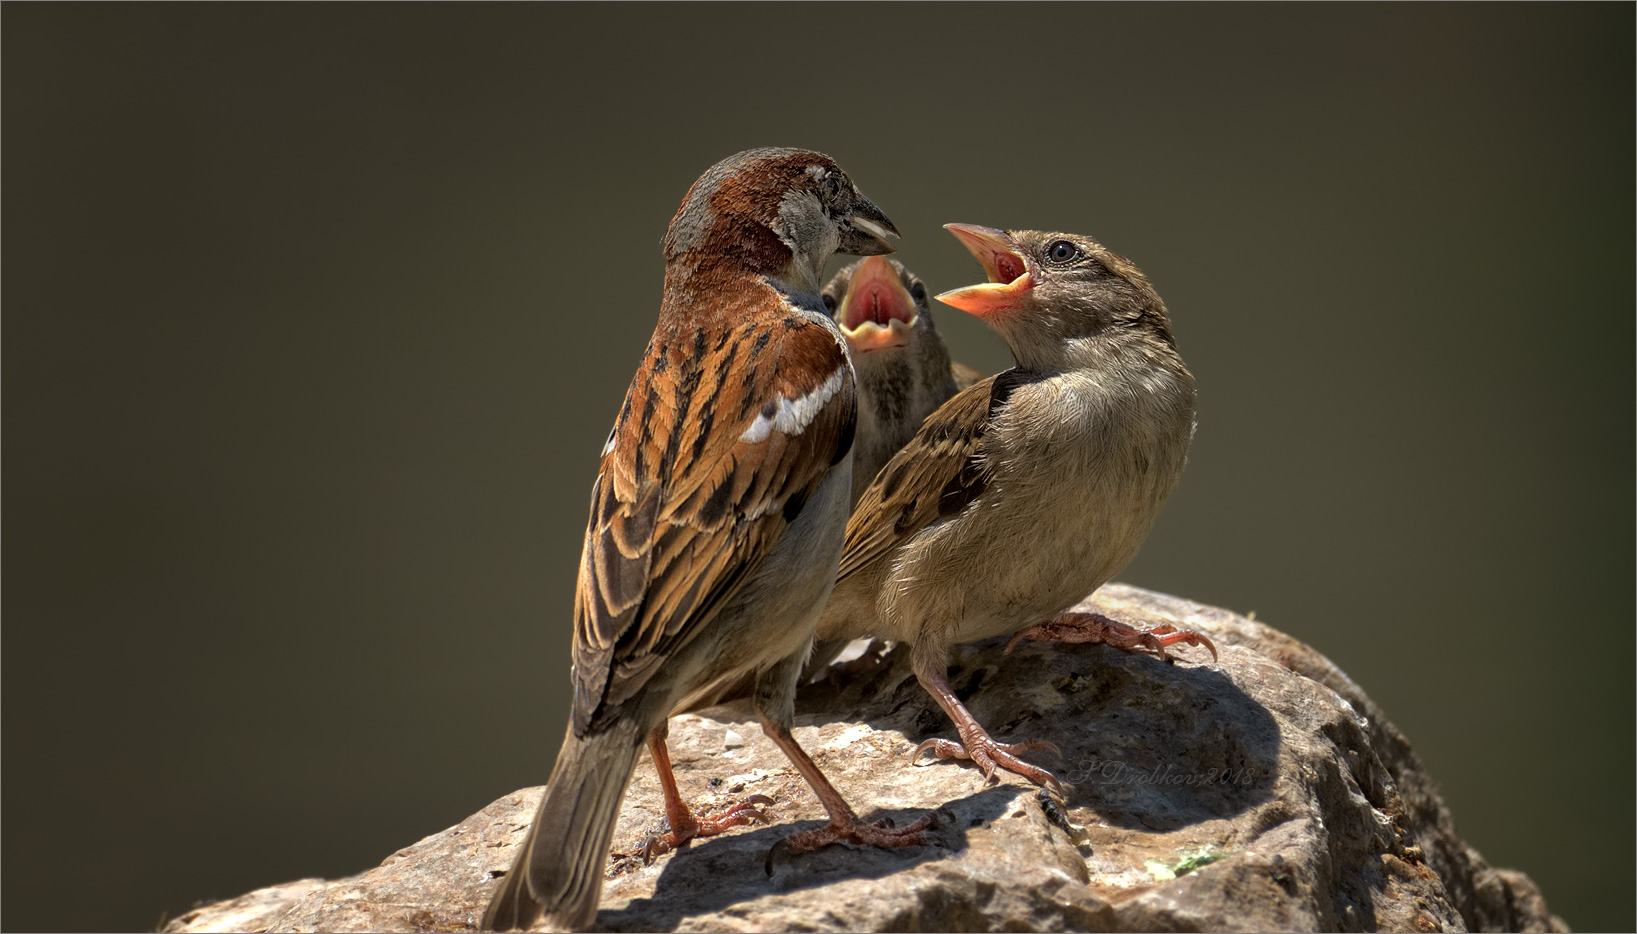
[935,223,1035,317]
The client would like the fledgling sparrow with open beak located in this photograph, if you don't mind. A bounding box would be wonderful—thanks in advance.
[481,149,931,933]
[815,224,1214,791]
[820,256,983,506]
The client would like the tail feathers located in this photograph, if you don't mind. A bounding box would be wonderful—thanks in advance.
[483,721,644,932]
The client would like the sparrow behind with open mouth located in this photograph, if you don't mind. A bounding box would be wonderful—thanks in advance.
[816,224,1214,792]
[483,149,931,933]
[821,256,983,506]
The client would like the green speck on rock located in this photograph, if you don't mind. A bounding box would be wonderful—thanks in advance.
[1146,847,1227,881]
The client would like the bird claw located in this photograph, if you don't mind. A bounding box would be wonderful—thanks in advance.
[764,810,936,875]
[1137,623,1218,663]
[910,735,1063,792]
[1005,612,1217,664]
[643,794,775,864]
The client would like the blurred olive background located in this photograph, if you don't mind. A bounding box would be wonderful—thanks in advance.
[4,4,1631,931]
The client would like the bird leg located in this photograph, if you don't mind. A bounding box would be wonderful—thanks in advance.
[759,713,933,871]
[909,642,1063,792]
[1004,611,1217,663]
[641,722,772,863]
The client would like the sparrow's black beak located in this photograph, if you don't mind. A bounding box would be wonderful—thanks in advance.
[838,196,899,257]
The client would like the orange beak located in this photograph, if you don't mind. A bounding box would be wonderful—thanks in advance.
[935,223,1033,317]
[836,255,917,352]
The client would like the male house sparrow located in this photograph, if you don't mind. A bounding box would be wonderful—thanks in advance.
[815,224,1214,791]
[688,256,981,702]
[820,256,983,506]
[484,149,930,933]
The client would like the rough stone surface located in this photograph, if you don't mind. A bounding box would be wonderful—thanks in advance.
[164,585,1565,933]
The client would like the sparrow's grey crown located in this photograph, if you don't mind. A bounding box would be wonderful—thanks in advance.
[663,147,835,260]
[662,148,895,275]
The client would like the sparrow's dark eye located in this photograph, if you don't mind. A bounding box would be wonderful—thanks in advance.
[821,294,837,312]
[1046,240,1080,265]
[909,282,926,301]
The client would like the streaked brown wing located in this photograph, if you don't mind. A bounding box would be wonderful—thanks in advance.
[570,311,854,735]
[837,369,1027,582]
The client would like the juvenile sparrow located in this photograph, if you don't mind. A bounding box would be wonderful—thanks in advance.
[482,149,929,933]
[820,256,979,506]
[815,224,1213,791]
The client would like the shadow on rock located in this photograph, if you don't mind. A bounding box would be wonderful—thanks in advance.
[597,784,1024,931]
[801,631,1281,834]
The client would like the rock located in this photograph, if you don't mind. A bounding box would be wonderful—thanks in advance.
[164,585,1565,933]
[163,879,328,933]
